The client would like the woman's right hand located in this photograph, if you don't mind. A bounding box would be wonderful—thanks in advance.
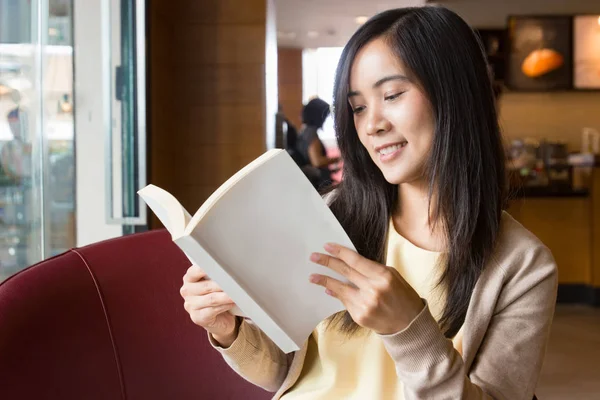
[180,264,239,347]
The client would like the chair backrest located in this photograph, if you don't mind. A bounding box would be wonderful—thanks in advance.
[0,230,270,400]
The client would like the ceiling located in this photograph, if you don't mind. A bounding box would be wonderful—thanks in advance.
[274,0,428,48]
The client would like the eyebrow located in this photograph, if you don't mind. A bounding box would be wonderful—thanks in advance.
[347,74,410,98]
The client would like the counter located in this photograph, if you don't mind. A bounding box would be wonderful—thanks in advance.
[511,186,589,198]
[506,171,600,306]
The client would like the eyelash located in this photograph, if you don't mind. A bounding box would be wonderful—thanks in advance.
[352,106,365,115]
[385,92,403,101]
[351,92,404,115]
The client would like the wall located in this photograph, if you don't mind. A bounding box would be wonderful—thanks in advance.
[499,92,600,151]
[73,0,123,246]
[149,0,274,227]
[437,0,600,151]
[277,47,303,129]
[592,170,600,289]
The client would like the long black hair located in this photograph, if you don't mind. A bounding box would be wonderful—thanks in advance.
[327,6,506,338]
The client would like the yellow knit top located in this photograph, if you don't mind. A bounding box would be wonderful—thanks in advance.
[281,220,463,399]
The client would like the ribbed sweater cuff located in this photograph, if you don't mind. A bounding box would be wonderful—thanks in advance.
[208,319,256,366]
[378,301,451,372]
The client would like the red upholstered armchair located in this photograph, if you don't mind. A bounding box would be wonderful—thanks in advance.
[0,230,271,400]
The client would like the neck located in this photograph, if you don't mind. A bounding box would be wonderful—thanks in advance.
[395,179,431,225]
[393,179,446,251]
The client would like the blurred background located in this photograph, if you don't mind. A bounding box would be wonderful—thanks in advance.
[0,1,598,398]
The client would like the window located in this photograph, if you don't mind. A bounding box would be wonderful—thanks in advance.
[302,47,343,146]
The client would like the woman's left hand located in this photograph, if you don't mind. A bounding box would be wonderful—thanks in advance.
[309,243,425,335]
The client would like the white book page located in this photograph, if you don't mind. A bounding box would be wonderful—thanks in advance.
[138,184,245,317]
[176,235,297,352]
[189,150,353,349]
[138,184,190,237]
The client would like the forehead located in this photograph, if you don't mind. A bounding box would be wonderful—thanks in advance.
[349,38,406,88]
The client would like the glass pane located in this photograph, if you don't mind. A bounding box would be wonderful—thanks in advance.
[46,0,75,257]
[0,0,75,282]
[107,0,146,230]
[0,0,41,280]
[119,0,138,221]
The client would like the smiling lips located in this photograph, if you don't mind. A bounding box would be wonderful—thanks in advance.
[375,141,407,162]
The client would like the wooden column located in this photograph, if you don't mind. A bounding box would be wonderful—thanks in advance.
[149,0,274,227]
[278,47,303,129]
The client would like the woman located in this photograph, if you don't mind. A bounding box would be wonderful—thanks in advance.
[294,98,340,189]
[180,6,557,399]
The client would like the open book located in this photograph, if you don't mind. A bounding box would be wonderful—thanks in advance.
[138,149,355,353]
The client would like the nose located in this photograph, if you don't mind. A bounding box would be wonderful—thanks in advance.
[365,107,391,136]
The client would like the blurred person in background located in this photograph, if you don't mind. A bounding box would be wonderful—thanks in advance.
[1,106,31,183]
[294,98,340,190]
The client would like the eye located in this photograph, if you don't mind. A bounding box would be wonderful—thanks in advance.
[384,92,404,101]
[352,106,366,115]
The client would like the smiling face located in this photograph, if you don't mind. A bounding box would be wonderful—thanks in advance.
[348,37,435,185]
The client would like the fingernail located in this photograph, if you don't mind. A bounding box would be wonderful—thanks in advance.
[309,274,319,283]
[324,243,337,253]
[310,253,320,262]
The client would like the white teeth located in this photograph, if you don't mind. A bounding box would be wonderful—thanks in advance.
[378,143,406,155]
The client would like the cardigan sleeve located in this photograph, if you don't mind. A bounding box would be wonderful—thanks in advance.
[379,243,557,400]
[208,318,290,392]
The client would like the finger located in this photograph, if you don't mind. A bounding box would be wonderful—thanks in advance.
[183,264,207,283]
[309,273,356,303]
[324,243,383,278]
[180,279,222,298]
[190,303,236,325]
[207,303,236,316]
[310,252,367,287]
[185,292,234,311]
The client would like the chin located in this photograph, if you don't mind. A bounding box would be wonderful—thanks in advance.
[381,169,407,185]
[379,164,425,185]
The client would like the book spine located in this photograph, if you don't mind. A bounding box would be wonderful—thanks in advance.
[174,235,300,354]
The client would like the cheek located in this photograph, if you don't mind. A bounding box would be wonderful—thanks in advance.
[402,102,434,147]
[355,122,370,152]
[357,136,373,162]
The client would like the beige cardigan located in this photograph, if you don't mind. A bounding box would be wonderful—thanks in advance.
[209,212,558,399]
